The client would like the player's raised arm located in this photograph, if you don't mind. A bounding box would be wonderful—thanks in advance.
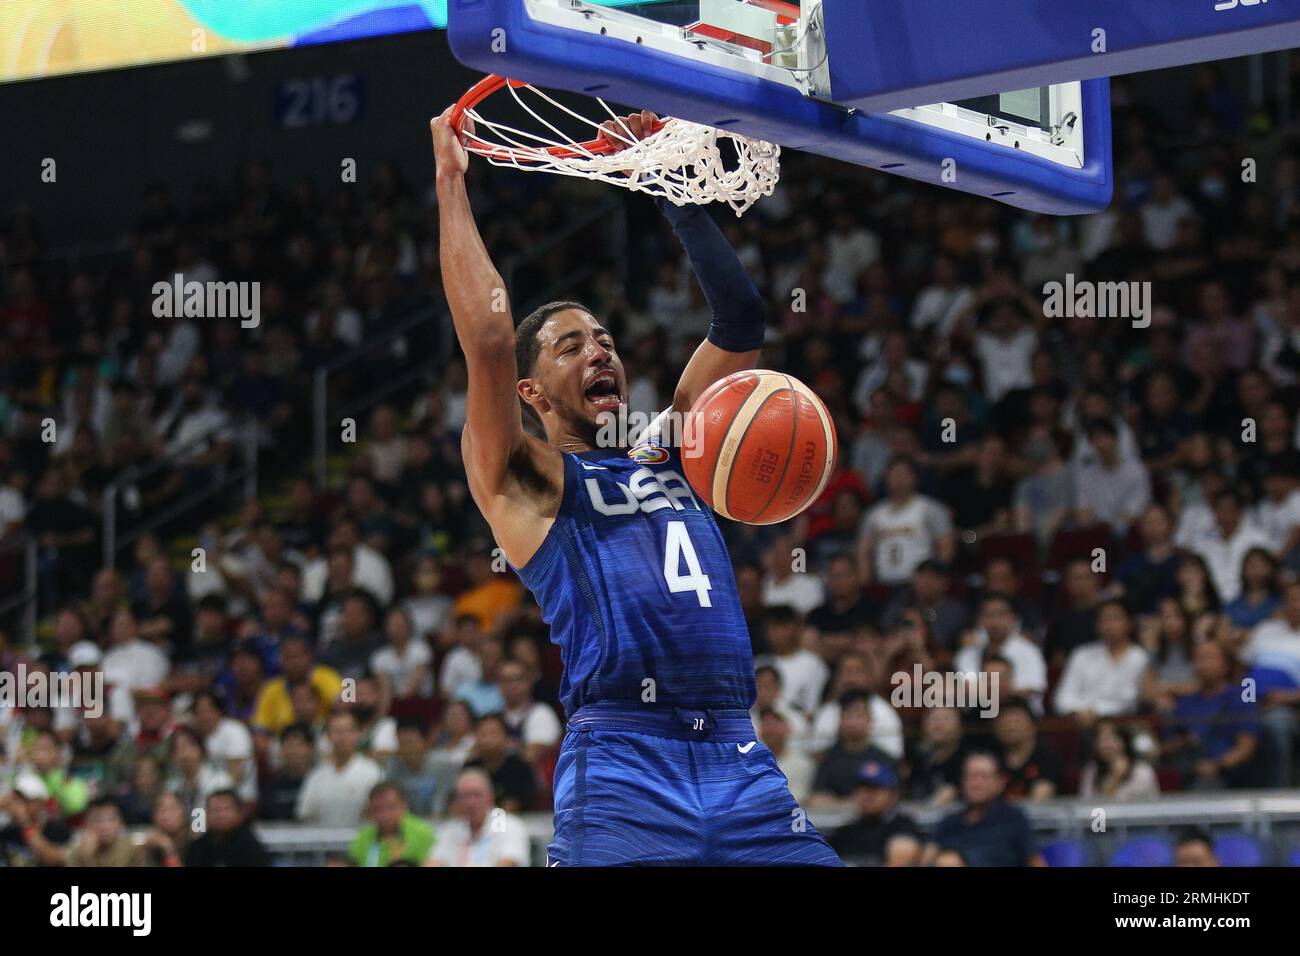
[431,109,526,491]
[657,195,766,413]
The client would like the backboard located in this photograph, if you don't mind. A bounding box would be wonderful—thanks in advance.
[447,0,1112,214]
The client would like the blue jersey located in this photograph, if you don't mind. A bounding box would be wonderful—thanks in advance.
[514,439,756,718]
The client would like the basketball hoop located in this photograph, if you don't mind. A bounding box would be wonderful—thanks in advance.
[449,75,781,216]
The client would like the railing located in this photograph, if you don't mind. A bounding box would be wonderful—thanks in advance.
[311,302,451,489]
[195,791,1300,866]
[0,534,38,646]
[101,422,259,569]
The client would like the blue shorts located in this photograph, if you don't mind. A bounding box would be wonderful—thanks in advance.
[547,703,842,866]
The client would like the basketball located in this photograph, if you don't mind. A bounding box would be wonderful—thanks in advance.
[681,369,837,525]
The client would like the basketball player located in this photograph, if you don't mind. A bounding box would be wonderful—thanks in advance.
[431,106,840,866]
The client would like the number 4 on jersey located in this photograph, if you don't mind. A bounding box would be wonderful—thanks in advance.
[664,521,712,607]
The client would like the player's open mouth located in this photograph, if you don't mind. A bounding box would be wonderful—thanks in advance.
[584,373,622,411]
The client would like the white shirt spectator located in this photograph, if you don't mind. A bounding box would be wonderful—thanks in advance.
[823,226,880,303]
[294,752,383,827]
[157,320,201,386]
[102,639,170,696]
[1141,194,1196,251]
[1255,489,1300,555]
[301,544,395,606]
[370,640,434,698]
[0,482,25,536]
[761,649,830,717]
[1191,519,1272,603]
[1241,618,1300,688]
[859,495,952,586]
[1052,642,1149,717]
[954,629,1048,710]
[439,645,482,699]
[504,701,562,749]
[430,811,531,867]
[974,327,1038,402]
[910,285,974,339]
[808,696,905,758]
[161,401,233,463]
[762,572,825,616]
[203,717,257,802]
[305,305,363,348]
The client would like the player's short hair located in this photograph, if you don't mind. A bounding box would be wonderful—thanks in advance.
[516,300,593,376]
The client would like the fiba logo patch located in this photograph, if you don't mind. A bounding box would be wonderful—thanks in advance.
[628,442,670,465]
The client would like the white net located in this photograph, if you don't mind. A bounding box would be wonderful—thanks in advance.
[460,81,781,217]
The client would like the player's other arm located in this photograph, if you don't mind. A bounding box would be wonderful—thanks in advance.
[656,197,766,413]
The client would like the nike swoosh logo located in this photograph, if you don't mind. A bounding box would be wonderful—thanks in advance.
[737,741,757,754]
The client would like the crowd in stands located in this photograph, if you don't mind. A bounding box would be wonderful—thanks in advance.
[2,66,1300,866]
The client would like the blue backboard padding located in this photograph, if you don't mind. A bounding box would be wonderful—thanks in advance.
[447,0,1112,214]
[823,0,1300,112]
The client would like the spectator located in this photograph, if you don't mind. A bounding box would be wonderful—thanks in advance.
[191,690,256,804]
[64,797,147,867]
[102,608,171,716]
[1240,579,1300,787]
[1161,640,1259,789]
[1053,599,1149,724]
[993,701,1064,801]
[761,532,825,615]
[756,605,829,718]
[808,652,902,758]
[1114,504,1182,615]
[259,724,316,822]
[924,750,1045,867]
[0,773,71,866]
[905,706,966,806]
[251,636,342,739]
[1045,558,1104,666]
[1173,828,1221,867]
[295,710,383,827]
[1074,418,1151,534]
[1191,490,1271,603]
[185,789,272,867]
[463,713,536,814]
[455,635,508,718]
[955,595,1048,712]
[1078,718,1160,801]
[349,781,435,867]
[166,726,234,820]
[1138,598,1200,713]
[386,716,458,817]
[826,760,922,867]
[427,767,531,867]
[856,458,955,588]
[880,559,968,655]
[141,790,191,866]
[370,606,434,701]
[806,554,875,652]
[1013,427,1074,545]
[431,699,477,765]
[498,659,561,766]
[808,690,896,808]
[1222,547,1281,630]
[757,706,814,803]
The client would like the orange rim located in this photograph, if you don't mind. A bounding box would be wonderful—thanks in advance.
[450,73,667,162]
